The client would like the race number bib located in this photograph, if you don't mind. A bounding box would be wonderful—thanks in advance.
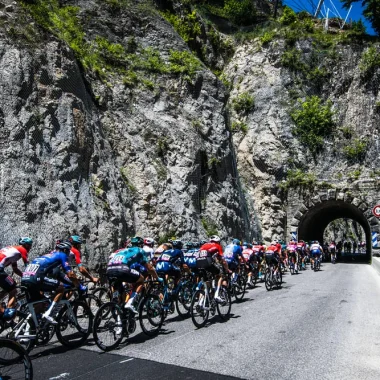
[24,264,40,276]
[160,254,171,261]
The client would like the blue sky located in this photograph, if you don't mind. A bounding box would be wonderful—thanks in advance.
[284,0,376,35]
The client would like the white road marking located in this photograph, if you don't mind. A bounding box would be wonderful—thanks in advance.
[119,358,134,363]
[49,373,71,380]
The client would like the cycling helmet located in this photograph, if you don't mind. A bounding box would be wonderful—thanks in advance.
[184,242,194,250]
[246,243,253,249]
[171,240,183,249]
[199,240,207,245]
[232,238,241,245]
[19,237,33,246]
[143,238,155,247]
[130,236,144,246]
[193,242,200,249]
[69,235,82,244]
[56,241,72,252]
[209,235,220,243]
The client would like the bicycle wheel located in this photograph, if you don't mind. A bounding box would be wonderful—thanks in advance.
[55,300,92,348]
[85,294,102,317]
[233,275,246,302]
[275,271,282,289]
[190,289,209,328]
[92,287,111,305]
[216,287,231,321]
[265,269,273,291]
[0,338,33,380]
[139,294,164,337]
[175,282,193,318]
[93,302,124,352]
[6,316,36,353]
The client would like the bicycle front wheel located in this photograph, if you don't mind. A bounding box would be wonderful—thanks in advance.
[56,300,92,348]
[93,302,124,352]
[216,287,231,320]
[190,290,209,328]
[265,269,273,291]
[139,295,164,337]
[175,282,193,318]
[0,338,33,380]
[233,275,246,302]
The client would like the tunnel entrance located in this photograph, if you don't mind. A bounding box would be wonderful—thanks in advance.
[298,200,372,262]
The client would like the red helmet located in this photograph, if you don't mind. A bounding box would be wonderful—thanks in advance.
[144,238,155,247]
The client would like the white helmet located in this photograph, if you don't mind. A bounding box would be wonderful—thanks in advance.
[209,235,221,243]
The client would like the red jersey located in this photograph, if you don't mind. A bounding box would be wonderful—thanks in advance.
[252,245,264,253]
[266,245,278,254]
[0,246,28,267]
[200,242,223,257]
[70,247,82,265]
[242,248,254,261]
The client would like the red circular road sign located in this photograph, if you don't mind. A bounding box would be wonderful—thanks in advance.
[373,205,380,218]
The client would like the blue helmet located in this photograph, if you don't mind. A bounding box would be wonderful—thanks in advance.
[19,237,33,246]
[171,240,183,249]
[69,235,82,244]
[232,239,241,245]
[56,241,72,252]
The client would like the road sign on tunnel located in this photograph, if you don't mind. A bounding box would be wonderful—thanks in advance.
[372,205,380,218]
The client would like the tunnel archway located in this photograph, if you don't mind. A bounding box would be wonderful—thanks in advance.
[298,200,372,262]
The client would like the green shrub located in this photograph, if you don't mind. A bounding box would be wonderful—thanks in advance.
[168,50,201,79]
[279,7,297,26]
[343,139,368,161]
[162,10,201,43]
[340,126,353,139]
[223,0,256,26]
[261,31,275,45]
[360,46,380,78]
[232,92,255,114]
[290,96,336,154]
[201,217,218,237]
[281,48,305,71]
[231,121,248,134]
[280,169,316,190]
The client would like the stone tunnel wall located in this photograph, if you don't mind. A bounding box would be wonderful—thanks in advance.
[286,179,380,248]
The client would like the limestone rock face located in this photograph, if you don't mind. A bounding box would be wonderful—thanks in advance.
[0,0,249,264]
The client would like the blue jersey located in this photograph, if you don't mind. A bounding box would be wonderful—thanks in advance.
[183,249,198,269]
[156,249,184,265]
[108,246,147,267]
[28,250,71,274]
[223,244,243,263]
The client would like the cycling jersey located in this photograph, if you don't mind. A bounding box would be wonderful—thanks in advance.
[143,245,154,262]
[266,245,279,254]
[224,244,243,262]
[199,242,223,258]
[0,246,28,268]
[310,244,322,255]
[242,248,254,262]
[107,247,147,268]
[70,247,82,266]
[183,249,198,269]
[23,251,71,277]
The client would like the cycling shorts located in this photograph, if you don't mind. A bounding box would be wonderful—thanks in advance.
[107,264,140,284]
[225,259,238,270]
[0,272,16,292]
[265,254,278,266]
[21,274,61,301]
[311,250,321,257]
[156,262,181,279]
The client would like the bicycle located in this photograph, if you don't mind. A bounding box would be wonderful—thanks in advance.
[92,279,164,351]
[190,269,231,328]
[264,262,282,291]
[313,256,321,271]
[5,287,93,352]
[0,338,33,380]
[227,268,246,302]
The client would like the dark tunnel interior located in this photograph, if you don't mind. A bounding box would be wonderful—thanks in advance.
[298,200,372,262]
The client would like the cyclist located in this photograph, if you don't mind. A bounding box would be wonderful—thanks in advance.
[155,240,190,286]
[310,240,323,269]
[21,241,82,324]
[68,235,98,284]
[0,237,33,319]
[199,236,229,303]
[252,241,265,278]
[183,242,198,272]
[153,241,173,265]
[242,242,257,286]
[329,241,337,263]
[224,239,244,281]
[287,240,298,271]
[106,236,161,314]
[264,242,280,274]
[143,238,155,262]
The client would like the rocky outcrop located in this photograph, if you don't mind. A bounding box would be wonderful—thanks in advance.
[0,0,250,263]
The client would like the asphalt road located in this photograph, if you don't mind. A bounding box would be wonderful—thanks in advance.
[30,262,380,380]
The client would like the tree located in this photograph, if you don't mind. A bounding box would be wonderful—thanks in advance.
[340,0,380,35]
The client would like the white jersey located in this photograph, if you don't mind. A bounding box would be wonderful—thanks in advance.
[310,244,322,252]
[0,246,24,267]
[143,246,154,261]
